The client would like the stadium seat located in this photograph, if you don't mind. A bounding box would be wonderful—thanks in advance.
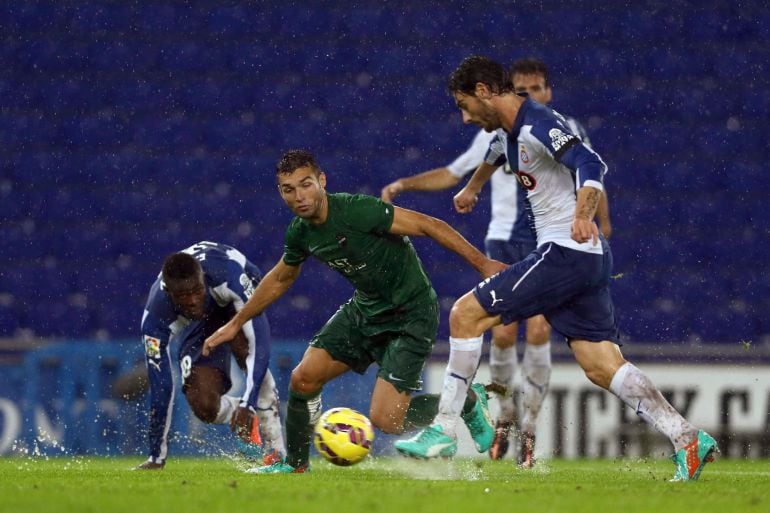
[114,78,170,113]
[227,42,293,74]
[61,116,128,148]
[207,5,264,36]
[0,301,21,337]
[133,3,204,35]
[743,84,770,118]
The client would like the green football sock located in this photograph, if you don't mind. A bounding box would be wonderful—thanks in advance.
[402,392,476,431]
[285,389,321,469]
[403,394,438,430]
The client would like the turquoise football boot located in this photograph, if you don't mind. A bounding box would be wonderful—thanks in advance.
[670,430,719,482]
[235,438,264,461]
[244,460,309,474]
[394,425,458,459]
[461,383,495,453]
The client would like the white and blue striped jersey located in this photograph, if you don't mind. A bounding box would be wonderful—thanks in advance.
[141,241,268,461]
[484,98,607,255]
[447,112,593,244]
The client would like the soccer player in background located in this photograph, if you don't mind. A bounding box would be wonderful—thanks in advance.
[137,241,286,469]
[395,56,718,482]
[381,58,613,466]
[203,150,506,473]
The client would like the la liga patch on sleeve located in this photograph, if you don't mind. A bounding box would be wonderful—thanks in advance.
[144,335,161,359]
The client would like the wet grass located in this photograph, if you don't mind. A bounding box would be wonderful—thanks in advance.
[0,456,766,513]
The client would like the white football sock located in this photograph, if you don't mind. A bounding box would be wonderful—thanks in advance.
[609,362,698,451]
[214,395,239,424]
[434,336,483,437]
[254,370,287,454]
[521,341,551,434]
[489,343,518,422]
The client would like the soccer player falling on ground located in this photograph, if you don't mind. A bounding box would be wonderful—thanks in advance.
[394,56,717,482]
[203,150,505,473]
[137,241,285,469]
[381,57,614,467]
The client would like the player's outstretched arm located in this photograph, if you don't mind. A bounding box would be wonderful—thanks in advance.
[389,206,506,278]
[203,258,301,356]
[381,167,461,203]
[453,161,497,213]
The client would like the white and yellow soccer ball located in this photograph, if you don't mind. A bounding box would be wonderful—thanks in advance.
[313,407,375,466]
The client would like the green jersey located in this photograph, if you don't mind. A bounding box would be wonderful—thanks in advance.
[283,193,435,318]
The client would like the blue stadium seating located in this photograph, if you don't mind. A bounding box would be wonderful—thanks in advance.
[690,305,761,344]
[1,1,767,346]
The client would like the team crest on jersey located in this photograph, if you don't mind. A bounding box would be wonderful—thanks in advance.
[144,335,161,359]
[519,144,529,164]
[327,257,366,274]
[548,128,575,152]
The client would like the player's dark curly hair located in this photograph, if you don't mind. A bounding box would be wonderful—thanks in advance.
[276,149,321,176]
[162,252,201,282]
[447,56,514,96]
[511,58,550,87]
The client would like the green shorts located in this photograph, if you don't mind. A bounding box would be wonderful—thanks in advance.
[310,298,439,393]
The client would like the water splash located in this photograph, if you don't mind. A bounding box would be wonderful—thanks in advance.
[381,456,491,481]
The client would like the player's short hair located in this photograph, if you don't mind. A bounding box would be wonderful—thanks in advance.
[276,150,321,176]
[161,252,201,283]
[510,58,550,87]
[447,56,514,96]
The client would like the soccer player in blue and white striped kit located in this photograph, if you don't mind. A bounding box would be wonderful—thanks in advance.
[137,241,285,469]
[395,56,717,482]
[383,58,612,467]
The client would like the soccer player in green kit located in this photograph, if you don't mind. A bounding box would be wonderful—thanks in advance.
[203,150,506,473]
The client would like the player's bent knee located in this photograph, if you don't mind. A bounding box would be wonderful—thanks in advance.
[492,323,517,347]
[525,317,551,344]
[449,294,483,334]
[289,368,324,396]
[526,326,551,345]
[450,297,498,338]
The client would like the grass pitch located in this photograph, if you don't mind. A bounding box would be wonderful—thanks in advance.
[0,456,766,513]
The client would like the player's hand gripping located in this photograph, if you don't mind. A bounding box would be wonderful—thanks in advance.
[453,186,479,214]
[381,180,404,203]
[571,218,600,246]
[203,320,240,357]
